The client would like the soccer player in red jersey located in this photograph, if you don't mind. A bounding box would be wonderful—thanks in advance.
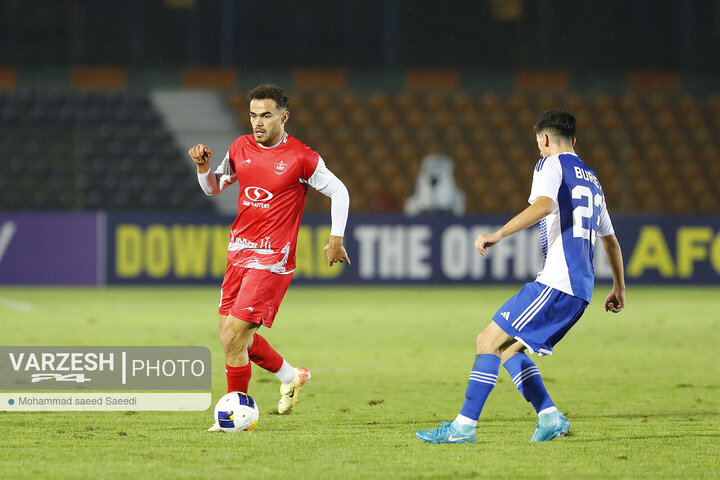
[188,85,350,428]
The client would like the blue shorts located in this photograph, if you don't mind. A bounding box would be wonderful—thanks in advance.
[492,282,588,356]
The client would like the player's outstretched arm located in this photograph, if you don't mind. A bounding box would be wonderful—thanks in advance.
[475,197,554,255]
[601,234,626,313]
[324,235,351,266]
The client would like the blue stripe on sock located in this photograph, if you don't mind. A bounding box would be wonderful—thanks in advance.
[458,354,501,421]
[503,353,554,413]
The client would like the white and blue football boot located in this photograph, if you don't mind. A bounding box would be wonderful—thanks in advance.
[416,421,476,444]
[530,411,571,442]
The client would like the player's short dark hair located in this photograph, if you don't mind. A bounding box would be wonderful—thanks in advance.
[247,84,289,110]
[533,109,576,141]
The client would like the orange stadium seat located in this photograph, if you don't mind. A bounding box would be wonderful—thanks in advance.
[423,92,448,111]
[292,68,348,91]
[462,110,484,130]
[348,109,371,129]
[377,109,400,130]
[307,91,335,111]
[480,93,502,111]
[566,94,586,112]
[404,109,427,129]
[535,93,560,112]
[628,71,682,93]
[291,109,314,130]
[71,66,127,90]
[698,192,720,213]
[452,92,474,112]
[515,70,570,92]
[682,110,706,131]
[0,66,17,89]
[322,109,344,130]
[338,92,361,110]
[182,67,236,90]
[405,69,460,91]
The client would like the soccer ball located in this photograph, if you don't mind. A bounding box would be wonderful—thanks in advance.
[213,392,259,432]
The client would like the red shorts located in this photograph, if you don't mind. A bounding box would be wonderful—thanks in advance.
[218,265,293,328]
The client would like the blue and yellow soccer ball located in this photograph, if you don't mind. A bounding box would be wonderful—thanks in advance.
[214,392,259,432]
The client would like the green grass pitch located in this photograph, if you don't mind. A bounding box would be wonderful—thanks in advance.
[1,285,719,479]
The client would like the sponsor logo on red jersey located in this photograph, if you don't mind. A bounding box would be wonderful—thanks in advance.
[242,186,273,209]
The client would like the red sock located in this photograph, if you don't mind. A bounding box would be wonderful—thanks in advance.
[248,334,284,373]
[225,363,252,393]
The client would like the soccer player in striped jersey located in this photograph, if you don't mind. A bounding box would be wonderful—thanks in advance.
[417,109,626,443]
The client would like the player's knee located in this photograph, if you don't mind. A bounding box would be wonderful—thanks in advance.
[475,331,499,355]
[476,322,512,356]
[219,328,236,350]
[220,320,252,350]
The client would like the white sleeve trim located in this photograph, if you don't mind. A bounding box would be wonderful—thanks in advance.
[215,151,234,176]
[197,168,220,196]
[597,199,615,237]
[306,157,349,237]
[529,156,562,205]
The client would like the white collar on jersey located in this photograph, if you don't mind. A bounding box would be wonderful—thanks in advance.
[257,132,288,150]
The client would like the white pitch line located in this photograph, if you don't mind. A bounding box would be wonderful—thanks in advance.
[0,296,34,312]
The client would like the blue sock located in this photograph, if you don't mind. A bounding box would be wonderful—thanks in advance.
[503,353,554,413]
[458,354,501,421]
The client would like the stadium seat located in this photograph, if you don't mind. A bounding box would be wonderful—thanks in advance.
[71,67,127,91]
[181,67,237,90]
[405,70,460,91]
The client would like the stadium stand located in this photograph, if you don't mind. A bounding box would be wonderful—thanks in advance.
[235,90,719,215]
[1,85,718,216]
[0,90,215,212]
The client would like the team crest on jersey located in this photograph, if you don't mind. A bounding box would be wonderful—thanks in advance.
[274,161,287,175]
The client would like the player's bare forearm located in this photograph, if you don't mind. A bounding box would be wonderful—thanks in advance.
[601,234,626,313]
[601,234,625,290]
[475,197,553,255]
[323,235,351,266]
[500,197,554,238]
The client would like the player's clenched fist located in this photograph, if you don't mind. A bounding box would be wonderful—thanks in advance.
[189,144,212,171]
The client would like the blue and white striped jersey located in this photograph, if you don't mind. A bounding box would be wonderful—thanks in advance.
[529,153,614,302]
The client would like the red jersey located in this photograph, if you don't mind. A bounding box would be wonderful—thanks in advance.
[217,133,320,274]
